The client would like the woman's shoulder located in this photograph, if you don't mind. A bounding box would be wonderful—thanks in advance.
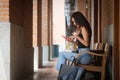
[81,26,90,35]
[81,26,87,32]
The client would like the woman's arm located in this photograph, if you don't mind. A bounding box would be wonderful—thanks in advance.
[62,35,73,42]
[69,27,90,47]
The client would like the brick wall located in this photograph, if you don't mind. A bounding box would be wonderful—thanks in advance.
[42,0,48,46]
[33,0,38,46]
[0,0,9,21]
[9,0,24,25]
[77,0,86,16]
[101,0,113,42]
[101,0,113,28]
[119,0,120,78]
[38,0,42,46]
[24,0,33,47]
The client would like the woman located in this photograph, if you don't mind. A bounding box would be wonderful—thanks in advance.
[56,11,92,70]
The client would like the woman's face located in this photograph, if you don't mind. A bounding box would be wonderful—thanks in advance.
[72,17,77,26]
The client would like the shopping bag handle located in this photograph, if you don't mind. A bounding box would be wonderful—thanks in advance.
[66,56,77,66]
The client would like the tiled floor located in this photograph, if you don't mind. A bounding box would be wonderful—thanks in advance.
[25,58,58,80]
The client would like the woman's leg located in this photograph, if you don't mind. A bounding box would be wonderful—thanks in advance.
[78,53,92,64]
[78,48,92,65]
[56,51,76,70]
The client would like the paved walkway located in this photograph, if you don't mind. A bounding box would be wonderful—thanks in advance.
[25,58,58,80]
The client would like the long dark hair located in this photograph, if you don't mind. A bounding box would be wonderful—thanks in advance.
[71,11,92,41]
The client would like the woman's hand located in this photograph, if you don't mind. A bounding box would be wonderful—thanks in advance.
[68,36,77,42]
[66,37,73,42]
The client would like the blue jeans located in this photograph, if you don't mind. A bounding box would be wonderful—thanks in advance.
[56,48,92,70]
